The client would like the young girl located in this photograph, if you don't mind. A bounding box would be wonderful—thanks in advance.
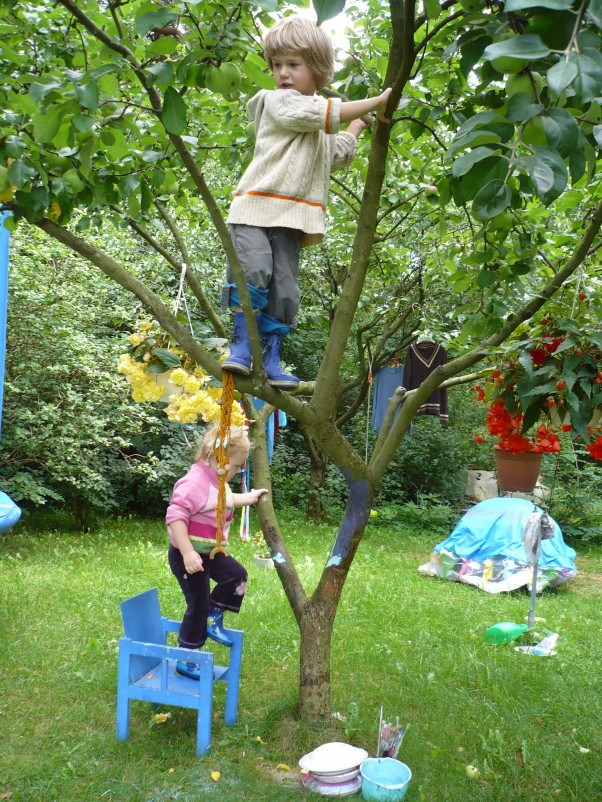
[222,16,392,389]
[166,424,267,679]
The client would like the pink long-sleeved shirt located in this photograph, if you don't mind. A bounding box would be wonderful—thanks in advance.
[165,460,233,554]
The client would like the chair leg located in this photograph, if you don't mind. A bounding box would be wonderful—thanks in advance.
[195,660,214,756]
[116,643,131,741]
[224,631,243,725]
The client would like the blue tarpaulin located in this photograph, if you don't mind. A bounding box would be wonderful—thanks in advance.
[419,498,576,593]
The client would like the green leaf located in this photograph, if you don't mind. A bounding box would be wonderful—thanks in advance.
[510,261,531,276]
[89,63,122,82]
[151,348,182,370]
[140,180,153,212]
[424,0,441,19]
[506,93,544,123]
[504,0,574,9]
[32,108,62,144]
[446,130,502,159]
[546,61,578,96]
[7,159,36,188]
[472,179,512,219]
[29,78,63,102]
[483,34,551,62]
[242,57,275,91]
[162,86,187,135]
[532,147,568,204]
[135,9,178,39]
[451,147,500,177]
[72,113,95,134]
[313,0,347,25]
[456,111,510,137]
[75,83,100,112]
[146,36,180,57]
[462,156,509,202]
[118,174,141,198]
[477,270,497,288]
[573,50,602,103]
[593,124,602,148]
[518,156,555,195]
[542,108,580,157]
[4,136,26,159]
[459,34,492,79]
[587,0,602,30]
[146,61,174,88]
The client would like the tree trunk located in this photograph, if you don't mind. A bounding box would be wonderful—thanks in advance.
[307,449,327,520]
[298,473,373,720]
[298,597,336,720]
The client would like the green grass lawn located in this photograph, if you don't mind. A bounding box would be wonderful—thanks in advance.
[0,510,600,801]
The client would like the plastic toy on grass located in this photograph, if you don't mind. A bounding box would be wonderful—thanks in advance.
[485,621,529,645]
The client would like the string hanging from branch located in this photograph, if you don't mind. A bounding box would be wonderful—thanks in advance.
[210,369,235,559]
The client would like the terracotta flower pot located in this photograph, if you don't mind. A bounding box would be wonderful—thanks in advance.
[495,448,543,493]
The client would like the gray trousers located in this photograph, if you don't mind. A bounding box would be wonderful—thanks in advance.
[226,224,301,326]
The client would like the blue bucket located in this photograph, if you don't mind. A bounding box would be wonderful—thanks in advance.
[360,758,412,802]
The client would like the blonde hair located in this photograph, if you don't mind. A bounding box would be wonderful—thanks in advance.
[195,423,250,464]
[262,16,334,90]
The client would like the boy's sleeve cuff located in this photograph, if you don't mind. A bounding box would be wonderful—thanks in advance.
[324,96,342,134]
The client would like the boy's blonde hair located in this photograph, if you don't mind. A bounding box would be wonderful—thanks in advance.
[263,17,334,90]
[195,423,250,464]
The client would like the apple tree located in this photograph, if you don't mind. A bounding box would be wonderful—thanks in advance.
[1,0,601,719]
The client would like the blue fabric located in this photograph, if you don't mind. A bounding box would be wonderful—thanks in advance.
[434,498,576,571]
[371,366,405,432]
[0,491,21,534]
[252,398,287,464]
[257,312,290,337]
[225,282,269,310]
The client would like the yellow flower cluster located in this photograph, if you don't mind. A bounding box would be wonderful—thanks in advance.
[117,354,165,402]
[118,354,245,427]
[165,379,245,427]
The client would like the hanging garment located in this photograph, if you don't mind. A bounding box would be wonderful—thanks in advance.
[403,342,448,424]
[371,365,405,433]
[252,398,287,465]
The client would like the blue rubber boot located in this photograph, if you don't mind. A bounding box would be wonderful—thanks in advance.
[262,333,299,390]
[176,660,201,680]
[206,607,233,647]
[222,312,251,375]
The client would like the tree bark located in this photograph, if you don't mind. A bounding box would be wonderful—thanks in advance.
[299,598,336,720]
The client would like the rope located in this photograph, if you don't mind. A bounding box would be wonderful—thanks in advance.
[210,369,235,559]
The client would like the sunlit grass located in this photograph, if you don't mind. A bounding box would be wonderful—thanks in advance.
[1,512,600,801]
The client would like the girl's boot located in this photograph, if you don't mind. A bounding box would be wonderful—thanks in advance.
[222,312,251,375]
[176,659,201,680]
[206,607,233,647]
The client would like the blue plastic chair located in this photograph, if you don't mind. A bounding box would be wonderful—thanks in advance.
[116,587,243,756]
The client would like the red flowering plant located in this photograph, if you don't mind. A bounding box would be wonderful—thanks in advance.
[473,315,602,459]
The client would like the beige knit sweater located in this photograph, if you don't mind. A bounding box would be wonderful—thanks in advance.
[227,89,359,247]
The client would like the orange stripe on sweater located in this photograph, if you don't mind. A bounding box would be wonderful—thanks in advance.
[325,98,332,134]
[234,191,326,211]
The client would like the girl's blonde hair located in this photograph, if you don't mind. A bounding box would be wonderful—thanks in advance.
[195,423,250,464]
[262,16,334,90]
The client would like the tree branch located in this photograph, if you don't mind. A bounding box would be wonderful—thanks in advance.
[369,196,602,481]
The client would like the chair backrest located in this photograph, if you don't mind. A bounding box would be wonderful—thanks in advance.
[120,587,165,681]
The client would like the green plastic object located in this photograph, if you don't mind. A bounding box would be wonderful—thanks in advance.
[486,621,529,645]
